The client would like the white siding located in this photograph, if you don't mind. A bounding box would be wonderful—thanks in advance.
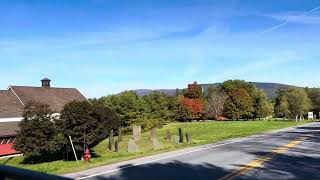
[0,117,23,122]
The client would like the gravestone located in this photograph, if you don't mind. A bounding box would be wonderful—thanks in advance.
[118,126,123,142]
[186,132,192,144]
[150,127,157,140]
[128,139,139,153]
[152,138,161,150]
[178,128,184,143]
[173,135,180,144]
[166,130,171,141]
[108,130,114,151]
[115,139,119,152]
[133,125,141,141]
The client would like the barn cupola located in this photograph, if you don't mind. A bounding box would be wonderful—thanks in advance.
[41,78,51,88]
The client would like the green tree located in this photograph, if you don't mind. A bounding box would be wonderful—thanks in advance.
[102,91,148,127]
[306,88,320,115]
[286,88,311,119]
[103,91,180,130]
[224,88,254,120]
[142,92,179,125]
[220,80,256,119]
[220,80,258,97]
[274,88,311,119]
[15,101,59,160]
[58,100,121,154]
[253,89,273,120]
[275,89,290,118]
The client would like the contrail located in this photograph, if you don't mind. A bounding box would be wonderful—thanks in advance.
[259,5,320,35]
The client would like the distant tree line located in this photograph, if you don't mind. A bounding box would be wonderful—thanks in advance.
[101,80,319,124]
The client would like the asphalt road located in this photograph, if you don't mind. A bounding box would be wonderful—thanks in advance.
[65,122,320,180]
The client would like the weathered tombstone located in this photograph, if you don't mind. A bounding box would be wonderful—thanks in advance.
[166,130,171,141]
[150,127,157,140]
[132,125,141,141]
[186,132,192,144]
[108,130,114,151]
[152,138,161,150]
[308,112,314,120]
[178,128,184,143]
[173,135,180,144]
[115,139,119,152]
[128,139,139,153]
[118,126,123,142]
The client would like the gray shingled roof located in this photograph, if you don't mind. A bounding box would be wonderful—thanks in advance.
[9,86,87,112]
[0,121,20,137]
[0,90,24,118]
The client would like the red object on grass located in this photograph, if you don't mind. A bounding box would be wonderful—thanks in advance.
[0,144,19,156]
[83,148,91,163]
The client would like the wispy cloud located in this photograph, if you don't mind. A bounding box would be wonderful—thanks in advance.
[268,13,320,25]
[259,6,320,35]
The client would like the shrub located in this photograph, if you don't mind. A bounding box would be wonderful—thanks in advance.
[14,101,60,162]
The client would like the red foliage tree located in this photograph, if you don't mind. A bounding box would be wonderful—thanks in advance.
[180,97,204,119]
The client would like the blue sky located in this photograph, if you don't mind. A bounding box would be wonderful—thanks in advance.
[0,0,320,97]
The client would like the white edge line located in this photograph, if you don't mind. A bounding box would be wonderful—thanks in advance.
[77,137,257,180]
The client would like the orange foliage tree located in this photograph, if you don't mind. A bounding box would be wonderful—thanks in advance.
[179,97,204,119]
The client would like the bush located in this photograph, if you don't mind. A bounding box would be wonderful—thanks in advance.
[15,101,60,162]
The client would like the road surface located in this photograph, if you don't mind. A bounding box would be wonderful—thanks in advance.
[65,122,320,180]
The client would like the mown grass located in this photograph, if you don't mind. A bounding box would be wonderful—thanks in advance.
[0,120,314,175]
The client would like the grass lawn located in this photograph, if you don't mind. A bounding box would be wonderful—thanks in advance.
[0,120,314,175]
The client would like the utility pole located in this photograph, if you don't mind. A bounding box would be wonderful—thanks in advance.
[69,136,79,163]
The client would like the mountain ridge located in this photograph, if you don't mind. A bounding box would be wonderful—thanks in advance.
[131,82,299,99]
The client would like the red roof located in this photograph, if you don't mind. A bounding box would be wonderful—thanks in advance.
[0,144,19,156]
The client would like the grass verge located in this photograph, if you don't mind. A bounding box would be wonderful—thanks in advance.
[0,120,314,175]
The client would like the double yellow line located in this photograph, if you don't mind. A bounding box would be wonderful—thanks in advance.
[219,137,306,180]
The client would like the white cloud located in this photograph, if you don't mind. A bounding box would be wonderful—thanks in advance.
[269,13,320,25]
[260,6,320,35]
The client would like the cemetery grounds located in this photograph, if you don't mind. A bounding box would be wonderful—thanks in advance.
[0,120,314,175]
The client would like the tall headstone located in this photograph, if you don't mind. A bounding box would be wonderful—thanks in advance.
[166,130,171,141]
[178,128,184,143]
[186,132,192,144]
[308,112,314,120]
[118,126,123,142]
[108,130,114,151]
[128,139,139,153]
[173,135,180,144]
[133,125,141,141]
[115,139,119,152]
[152,138,161,150]
[150,127,157,140]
